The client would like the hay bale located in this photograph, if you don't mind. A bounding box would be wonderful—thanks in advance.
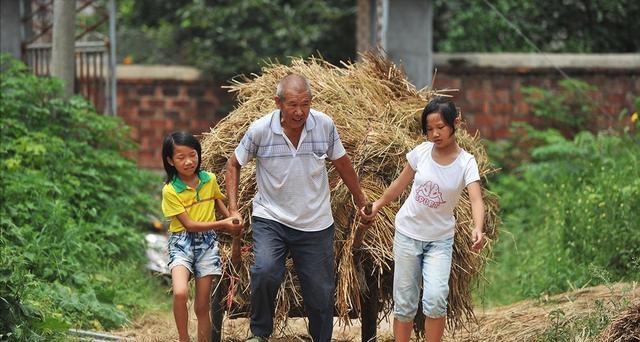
[201,52,499,333]
[600,304,640,342]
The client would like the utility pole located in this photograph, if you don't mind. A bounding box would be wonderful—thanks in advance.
[51,0,76,98]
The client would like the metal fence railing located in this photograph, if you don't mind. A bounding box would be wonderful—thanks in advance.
[23,41,112,114]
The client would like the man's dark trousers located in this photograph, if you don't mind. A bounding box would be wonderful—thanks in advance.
[249,217,335,342]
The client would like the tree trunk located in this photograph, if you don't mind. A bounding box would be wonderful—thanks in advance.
[51,0,76,98]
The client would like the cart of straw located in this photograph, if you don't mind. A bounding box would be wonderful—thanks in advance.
[201,53,500,341]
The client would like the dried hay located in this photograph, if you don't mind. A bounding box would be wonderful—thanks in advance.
[200,52,500,333]
[443,283,640,342]
[600,302,640,342]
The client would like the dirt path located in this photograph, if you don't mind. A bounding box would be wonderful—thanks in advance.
[113,311,394,341]
[112,283,638,341]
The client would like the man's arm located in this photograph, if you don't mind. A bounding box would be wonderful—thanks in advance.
[331,154,367,209]
[215,198,231,218]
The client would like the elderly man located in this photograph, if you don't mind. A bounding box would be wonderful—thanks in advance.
[226,74,370,342]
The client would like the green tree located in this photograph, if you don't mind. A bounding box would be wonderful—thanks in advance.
[433,0,640,53]
[117,0,355,81]
[116,0,640,81]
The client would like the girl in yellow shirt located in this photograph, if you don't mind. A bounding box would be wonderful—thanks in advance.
[161,131,242,342]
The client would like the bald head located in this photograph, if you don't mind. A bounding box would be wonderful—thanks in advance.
[276,74,312,100]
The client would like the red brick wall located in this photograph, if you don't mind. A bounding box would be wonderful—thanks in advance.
[434,67,639,139]
[117,79,231,169]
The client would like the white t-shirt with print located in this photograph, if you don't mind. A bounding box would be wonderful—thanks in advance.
[395,141,480,241]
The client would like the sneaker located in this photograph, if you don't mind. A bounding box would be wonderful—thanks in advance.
[246,336,267,342]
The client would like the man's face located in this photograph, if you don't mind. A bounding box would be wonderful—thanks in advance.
[276,89,311,130]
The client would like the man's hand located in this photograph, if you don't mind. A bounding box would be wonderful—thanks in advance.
[358,202,375,229]
[223,216,244,237]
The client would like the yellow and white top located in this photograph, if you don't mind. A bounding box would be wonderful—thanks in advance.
[161,171,225,233]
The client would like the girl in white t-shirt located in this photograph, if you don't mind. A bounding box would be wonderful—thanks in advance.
[366,97,486,342]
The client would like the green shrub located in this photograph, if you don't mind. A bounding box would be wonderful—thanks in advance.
[482,83,640,305]
[0,55,166,340]
[522,79,598,136]
[484,126,640,305]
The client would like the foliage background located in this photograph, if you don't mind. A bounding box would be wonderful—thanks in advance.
[433,0,640,53]
[4,0,640,339]
[117,0,355,81]
[0,56,167,340]
[482,82,640,306]
[116,0,640,82]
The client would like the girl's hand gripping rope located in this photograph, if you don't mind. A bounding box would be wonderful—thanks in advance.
[353,203,373,250]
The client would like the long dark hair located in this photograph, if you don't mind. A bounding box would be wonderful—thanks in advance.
[421,96,458,135]
[161,131,202,184]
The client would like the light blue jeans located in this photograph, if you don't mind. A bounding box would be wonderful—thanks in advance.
[393,231,454,321]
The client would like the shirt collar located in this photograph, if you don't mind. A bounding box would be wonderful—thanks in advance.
[170,170,211,193]
[269,109,316,135]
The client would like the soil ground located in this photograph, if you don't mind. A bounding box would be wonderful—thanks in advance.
[112,283,639,341]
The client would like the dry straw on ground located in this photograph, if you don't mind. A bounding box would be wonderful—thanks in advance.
[200,53,500,334]
[444,283,640,342]
[600,302,640,342]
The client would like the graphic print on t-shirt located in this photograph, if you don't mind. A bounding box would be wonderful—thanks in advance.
[415,181,446,208]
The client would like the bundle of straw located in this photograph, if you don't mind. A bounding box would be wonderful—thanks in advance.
[600,304,640,342]
[201,52,499,333]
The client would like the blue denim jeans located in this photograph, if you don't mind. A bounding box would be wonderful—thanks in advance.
[393,231,454,321]
[249,217,335,342]
[167,230,222,278]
